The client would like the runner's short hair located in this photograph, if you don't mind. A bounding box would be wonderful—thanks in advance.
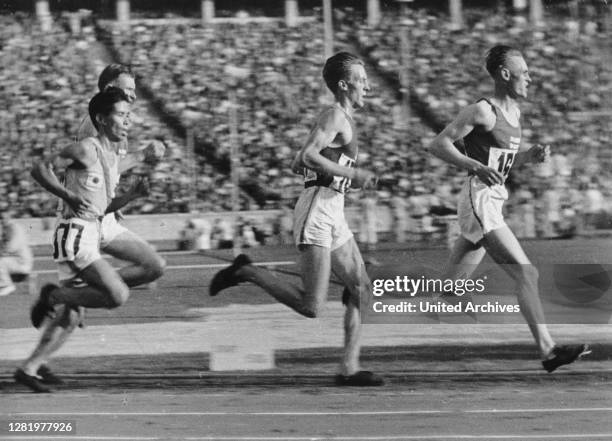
[98,64,134,91]
[88,87,129,131]
[322,52,363,95]
[485,45,523,78]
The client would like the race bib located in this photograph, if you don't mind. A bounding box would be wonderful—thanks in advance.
[53,222,85,262]
[330,153,355,193]
[488,147,516,177]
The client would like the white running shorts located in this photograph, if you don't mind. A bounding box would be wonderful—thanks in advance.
[54,213,128,282]
[457,176,508,244]
[293,186,353,250]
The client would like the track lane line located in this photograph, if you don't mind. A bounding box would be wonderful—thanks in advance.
[8,407,612,416]
[31,261,296,275]
[2,434,612,440]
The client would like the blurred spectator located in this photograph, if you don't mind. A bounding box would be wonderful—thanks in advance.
[541,183,562,238]
[277,206,294,245]
[211,218,234,249]
[390,193,408,243]
[0,211,33,296]
[583,179,605,230]
[179,218,212,251]
[358,190,378,252]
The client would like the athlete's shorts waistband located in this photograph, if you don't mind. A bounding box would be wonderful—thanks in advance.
[304,181,343,193]
[58,215,105,222]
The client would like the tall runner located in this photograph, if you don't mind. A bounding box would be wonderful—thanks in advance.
[210,52,383,386]
[428,45,590,372]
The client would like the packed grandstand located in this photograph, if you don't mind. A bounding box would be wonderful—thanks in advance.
[1,3,610,234]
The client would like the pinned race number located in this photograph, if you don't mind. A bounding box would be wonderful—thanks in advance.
[488,147,516,177]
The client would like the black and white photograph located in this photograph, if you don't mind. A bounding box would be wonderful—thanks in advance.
[0,0,611,439]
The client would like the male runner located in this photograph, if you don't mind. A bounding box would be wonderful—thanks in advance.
[15,88,163,392]
[428,45,590,372]
[210,52,382,386]
[78,64,164,174]
[77,64,136,142]
[21,64,166,389]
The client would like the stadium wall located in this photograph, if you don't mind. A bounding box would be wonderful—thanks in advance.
[14,208,394,247]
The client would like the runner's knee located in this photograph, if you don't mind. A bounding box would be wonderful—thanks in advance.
[105,282,130,308]
[302,300,324,318]
[145,255,165,280]
[58,307,80,331]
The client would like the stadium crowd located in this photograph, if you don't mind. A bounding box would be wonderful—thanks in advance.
[0,13,235,217]
[0,7,610,237]
[101,18,442,208]
[348,7,611,231]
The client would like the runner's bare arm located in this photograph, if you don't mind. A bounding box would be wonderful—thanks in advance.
[31,141,96,214]
[428,103,504,186]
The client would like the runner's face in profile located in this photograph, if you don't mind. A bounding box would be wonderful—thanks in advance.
[505,55,531,99]
[111,74,137,104]
[101,100,132,142]
[345,64,370,109]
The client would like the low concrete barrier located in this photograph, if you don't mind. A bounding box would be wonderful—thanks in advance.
[13,208,395,247]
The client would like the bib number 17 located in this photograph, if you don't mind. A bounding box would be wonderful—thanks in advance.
[53,223,85,261]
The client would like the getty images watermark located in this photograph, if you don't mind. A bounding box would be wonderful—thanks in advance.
[360,264,612,324]
[370,274,518,316]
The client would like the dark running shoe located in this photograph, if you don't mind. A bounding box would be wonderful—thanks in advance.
[209,254,252,296]
[14,369,51,393]
[334,370,385,387]
[30,284,57,329]
[37,365,64,385]
[542,344,591,373]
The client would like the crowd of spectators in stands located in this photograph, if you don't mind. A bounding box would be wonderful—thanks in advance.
[101,17,447,209]
[0,13,233,217]
[1,7,610,237]
[348,6,611,232]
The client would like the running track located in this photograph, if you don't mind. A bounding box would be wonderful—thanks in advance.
[1,238,611,440]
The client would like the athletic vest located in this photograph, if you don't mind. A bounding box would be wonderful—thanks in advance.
[61,137,119,220]
[304,108,358,194]
[464,98,521,181]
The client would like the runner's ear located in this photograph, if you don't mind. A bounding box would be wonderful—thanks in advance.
[95,113,105,131]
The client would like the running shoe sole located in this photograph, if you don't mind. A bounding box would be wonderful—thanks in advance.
[542,344,591,373]
[37,365,64,385]
[14,369,51,393]
[335,370,385,387]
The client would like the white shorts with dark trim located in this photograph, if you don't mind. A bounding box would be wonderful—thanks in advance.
[54,213,128,282]
[293,186,353,250]
[457,177,508,244]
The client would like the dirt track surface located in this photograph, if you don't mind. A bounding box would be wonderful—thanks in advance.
[1,239,611,439]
